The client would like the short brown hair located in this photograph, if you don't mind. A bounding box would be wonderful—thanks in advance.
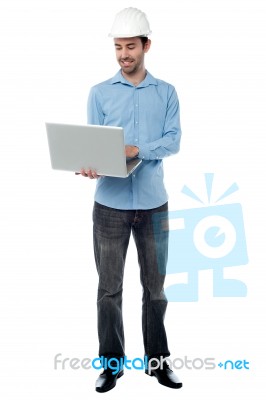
[139,36,149,48]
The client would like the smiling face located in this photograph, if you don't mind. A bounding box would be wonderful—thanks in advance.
[114,37,151,78]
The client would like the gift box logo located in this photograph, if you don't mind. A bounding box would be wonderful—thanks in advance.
[152,173,249,301]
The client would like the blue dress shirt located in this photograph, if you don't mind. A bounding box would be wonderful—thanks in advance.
[87,70,181,210]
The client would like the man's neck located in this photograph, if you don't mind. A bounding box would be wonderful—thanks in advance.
[121,68,147,87]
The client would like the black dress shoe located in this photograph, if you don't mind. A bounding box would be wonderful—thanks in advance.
[145,361,182,389]
[95,368,124,393]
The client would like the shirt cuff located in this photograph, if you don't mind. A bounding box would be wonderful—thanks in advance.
[137,144,151,160]
[138,144,163,160]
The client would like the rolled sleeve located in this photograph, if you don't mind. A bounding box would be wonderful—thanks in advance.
[138,88,181,160]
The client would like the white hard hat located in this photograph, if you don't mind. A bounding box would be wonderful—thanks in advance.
[108,7,152,38]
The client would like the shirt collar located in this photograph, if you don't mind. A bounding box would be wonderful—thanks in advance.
[110,70,158,88]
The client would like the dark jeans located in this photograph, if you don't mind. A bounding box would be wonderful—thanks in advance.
[93,201,170,360]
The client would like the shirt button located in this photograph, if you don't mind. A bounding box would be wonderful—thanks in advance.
[135,139,138,142]
[135,121,138,124]
[135,104,138,107]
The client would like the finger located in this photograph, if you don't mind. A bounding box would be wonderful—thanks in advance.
[91,171,99,179]
[80,168,88,177]
[85,170,95,179]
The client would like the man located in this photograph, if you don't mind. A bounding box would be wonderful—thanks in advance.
[79,7,182,393]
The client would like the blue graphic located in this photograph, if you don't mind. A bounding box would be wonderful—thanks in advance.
[152,174,249,301]
[217,360,250,370]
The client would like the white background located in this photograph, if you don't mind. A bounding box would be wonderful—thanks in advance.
[0,0,265,399]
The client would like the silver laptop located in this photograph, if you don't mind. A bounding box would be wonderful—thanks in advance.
[45,122,142,178]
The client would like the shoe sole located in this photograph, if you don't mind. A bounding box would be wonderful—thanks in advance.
[96,370,124,393]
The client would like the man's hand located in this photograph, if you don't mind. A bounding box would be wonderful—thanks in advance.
[125,145,139,158]
[75,146,139,178]
[76,168,102,179]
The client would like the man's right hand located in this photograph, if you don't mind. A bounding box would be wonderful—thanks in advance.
[78,168,102,179]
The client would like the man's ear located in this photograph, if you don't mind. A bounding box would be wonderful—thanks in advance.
[144,39,151,53]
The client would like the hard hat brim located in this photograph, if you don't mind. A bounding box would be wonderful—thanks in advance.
[108,32,151,38]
